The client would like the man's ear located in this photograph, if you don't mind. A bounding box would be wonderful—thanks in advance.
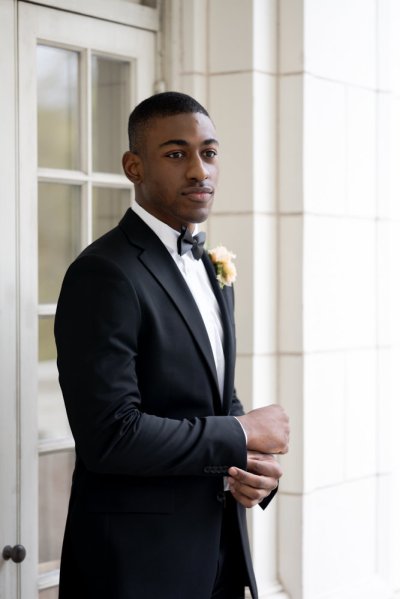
[122,151,143,184]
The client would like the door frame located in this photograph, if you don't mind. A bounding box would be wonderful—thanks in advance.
[1,1,156,597]
[0,1,19,599]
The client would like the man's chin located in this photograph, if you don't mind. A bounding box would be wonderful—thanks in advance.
[185,207,212,226]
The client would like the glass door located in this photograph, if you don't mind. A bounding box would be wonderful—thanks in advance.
[18,3,155,597]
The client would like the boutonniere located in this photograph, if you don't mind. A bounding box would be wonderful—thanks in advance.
[208,245,237,289]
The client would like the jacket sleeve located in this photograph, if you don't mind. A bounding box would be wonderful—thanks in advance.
[55,254,247,477]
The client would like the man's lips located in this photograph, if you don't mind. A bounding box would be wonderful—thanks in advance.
[181,186,214,199]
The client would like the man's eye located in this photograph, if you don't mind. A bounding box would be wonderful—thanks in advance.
[166,151,184,159]
[203,149,218,158]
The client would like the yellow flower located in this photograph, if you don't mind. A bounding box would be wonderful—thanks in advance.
[208,245,237,288]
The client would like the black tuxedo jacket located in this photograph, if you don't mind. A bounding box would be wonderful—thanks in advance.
[55,209,274,598]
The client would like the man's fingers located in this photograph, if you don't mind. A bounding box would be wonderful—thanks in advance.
[228,466,278,493]
[228,466,278,487]
[230,486,268,508]
[247,457,283,479]
[247,450,270,459]
[228,476,277,497]
[229,477,278,508]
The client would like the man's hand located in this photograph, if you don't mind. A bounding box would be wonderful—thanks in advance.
[227,452,283,508]
[236,404,290,454]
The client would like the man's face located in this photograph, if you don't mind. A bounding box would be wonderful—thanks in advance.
[124,112,219,231]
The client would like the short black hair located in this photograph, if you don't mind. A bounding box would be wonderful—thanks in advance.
[128,91,210,153]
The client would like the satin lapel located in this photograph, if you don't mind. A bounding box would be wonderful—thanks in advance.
[202,253,236,414]
[119,210,221,404]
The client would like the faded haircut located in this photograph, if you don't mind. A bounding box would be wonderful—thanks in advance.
[127,91,210,153]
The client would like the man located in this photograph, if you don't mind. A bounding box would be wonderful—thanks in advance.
[55,91,289,599]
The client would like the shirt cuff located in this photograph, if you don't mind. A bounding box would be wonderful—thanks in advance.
[233,416,248,446]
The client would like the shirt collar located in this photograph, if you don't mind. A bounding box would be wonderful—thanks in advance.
[130,202,198,255]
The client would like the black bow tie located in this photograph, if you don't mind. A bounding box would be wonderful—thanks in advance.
[177,227,206,260]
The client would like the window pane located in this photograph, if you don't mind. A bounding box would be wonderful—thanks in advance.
[38,182,81,304]
[39,450,75,570]
[37,45,80,170]
[38,316,70,441]
[92,55,130,173]
[92,187,131,240]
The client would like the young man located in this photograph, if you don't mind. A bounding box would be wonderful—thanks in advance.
[55,92,289,599]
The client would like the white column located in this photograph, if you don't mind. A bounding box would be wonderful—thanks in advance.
[278,1,400,598]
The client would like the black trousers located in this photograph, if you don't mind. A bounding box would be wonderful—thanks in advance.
[211,493,248,599]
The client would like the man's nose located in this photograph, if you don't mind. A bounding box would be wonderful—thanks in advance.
[186,154,208,181]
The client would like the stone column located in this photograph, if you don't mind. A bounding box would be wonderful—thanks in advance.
[278,1,400,597]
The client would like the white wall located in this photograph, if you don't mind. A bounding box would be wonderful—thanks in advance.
[161,1,400,598]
